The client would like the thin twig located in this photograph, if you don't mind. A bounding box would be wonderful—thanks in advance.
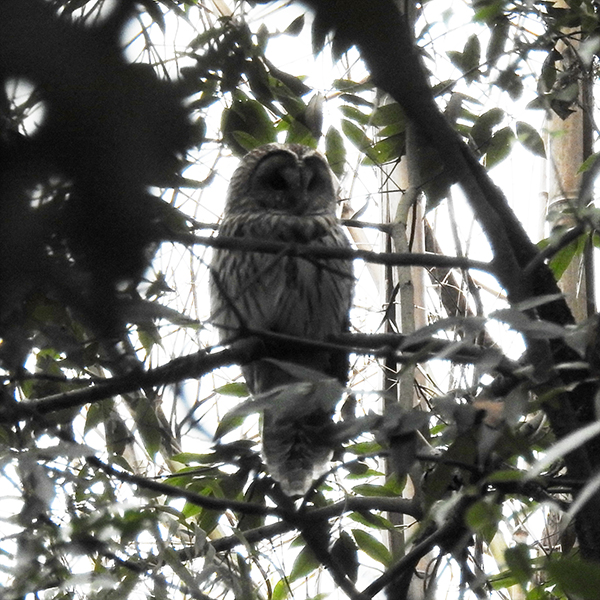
[360,522,451,599]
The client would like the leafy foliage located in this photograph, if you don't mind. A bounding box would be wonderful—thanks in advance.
[2,0,600,599]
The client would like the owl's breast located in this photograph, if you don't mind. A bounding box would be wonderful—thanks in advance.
[274,217,329,243]
[224,212,330,243]
[214,211,352,339]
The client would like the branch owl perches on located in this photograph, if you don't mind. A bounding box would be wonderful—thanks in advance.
[210,143,355,496]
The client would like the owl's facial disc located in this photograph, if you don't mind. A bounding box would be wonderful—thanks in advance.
[251,151,333,214]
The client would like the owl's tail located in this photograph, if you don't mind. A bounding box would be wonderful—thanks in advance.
[243,359,344,496]
[262,407,334,497]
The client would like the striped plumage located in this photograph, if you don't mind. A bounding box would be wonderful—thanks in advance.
[210,143,354,495]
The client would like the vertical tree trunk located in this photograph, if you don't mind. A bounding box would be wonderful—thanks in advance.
[381,123,428,600]
[542,9,597,571]
[545,19,595,321]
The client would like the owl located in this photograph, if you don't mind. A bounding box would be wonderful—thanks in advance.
[210,143,354,496]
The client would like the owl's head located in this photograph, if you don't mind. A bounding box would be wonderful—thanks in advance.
[225,143,339,216]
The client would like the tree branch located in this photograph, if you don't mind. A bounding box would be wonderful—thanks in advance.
[297,0,571,325]
[3,340,262,420]
[5,325,522,423]
[171,496,421,556]
[360,525,449,599]
[87,456,282,517]
[6,327,521,423]
[170,233,494,274]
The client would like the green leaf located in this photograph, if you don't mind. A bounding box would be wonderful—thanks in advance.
[285,118,316,146]
[352,529,391,566]
[578,151,600,173]
[84,399,112,434]
[230,131,264,153]
[504,544,532,586]
[188,480,226,534]
[341,119,376,161]
[345,441,384,455]
[548,234,586,280]
[239,479,270,531]
[488,569,523,591]
[325,126,346,178]
[473,3,504,22]
[214,412,249,440]
[548,557,600,599]
[346,465,384,479]
[171,452,215,465]
[516,121,546,158]
[333,78,374,94]
[289,545,320,582]
[486,16,510,70]
[423,433,478,506]
[465,499,501,543]
[462,35,482,83]
[371,102,405,128]
[215,383,249,397]
[141,0,166,31]
[485,126,515,168]
[180,481,212,518]
[340,105,371,126]
[339,93,374,108]
[540,50,559,94]
[284,14,305,36]
[272,579,290,600]
[222,96,276,155]
[303,93,324,138]
[349,511,394,530]
[133,400,163,458]
[496,68,524,100]
[137,324,160,353]
[382,473,406,496]
[197,508,221,537]
[331,532,359,582]
[370,134,405,163]
[447,35,481,83]
[268,65,310,98]
[353,483,398,498]
[471,108,505,153]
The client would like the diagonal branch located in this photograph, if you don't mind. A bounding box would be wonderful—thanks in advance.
[297,0,571,325]
[87,456,282,517]
[2,340,263,420]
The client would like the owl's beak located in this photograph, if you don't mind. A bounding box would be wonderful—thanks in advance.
[280,166,312,215]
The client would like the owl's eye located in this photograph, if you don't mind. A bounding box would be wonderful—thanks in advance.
[264,171,288,191]
[304,157,332,195]
[307,171,323,192]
